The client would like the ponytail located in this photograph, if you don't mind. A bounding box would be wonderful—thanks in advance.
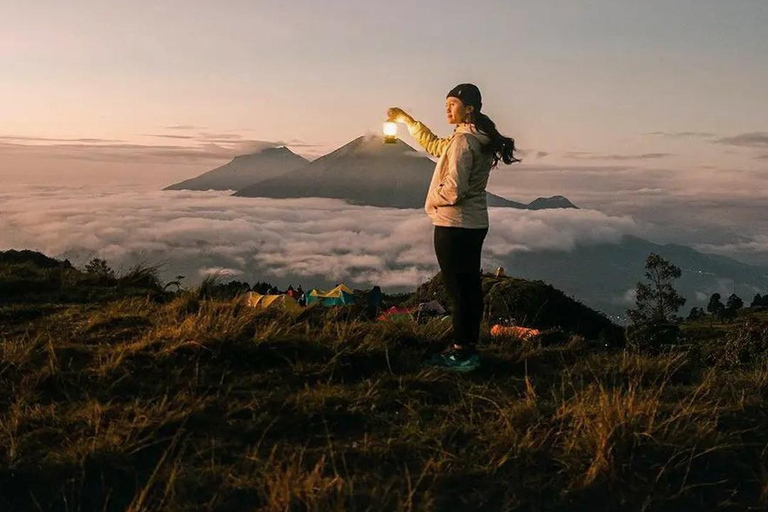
[473,112,521,169]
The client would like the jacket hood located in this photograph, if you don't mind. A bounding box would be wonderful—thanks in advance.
[455,123,491,146]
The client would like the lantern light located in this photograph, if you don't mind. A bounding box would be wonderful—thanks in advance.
[383,121,397,144]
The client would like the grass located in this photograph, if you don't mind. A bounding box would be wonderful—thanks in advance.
[2,292,768,511]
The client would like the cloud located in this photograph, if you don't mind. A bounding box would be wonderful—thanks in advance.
[610,288,636,306]
[143,134,196,140]
[0,135,122,143]
[0,185,642,293]
[714,132,768,148]
[197,133,242,140]
[199,267,244,278]
[535,151,549,159]
[693,235,768,259]
[0,139,290,164]
[165,125,205,130]
[1,130,329,170]
[566,152,672,161]
[645,131,716,139]
[485,162,768,267]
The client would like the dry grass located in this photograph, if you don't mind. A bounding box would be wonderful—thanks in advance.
[1,296,768,511]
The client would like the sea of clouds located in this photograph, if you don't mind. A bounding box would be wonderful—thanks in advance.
[1,184,644,292]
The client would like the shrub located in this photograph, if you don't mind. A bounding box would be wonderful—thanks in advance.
[626,322,681,352]
[721,319,768,368]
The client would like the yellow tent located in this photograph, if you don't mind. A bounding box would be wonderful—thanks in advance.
[306,284,356,306]
[324,284,354,295]
[244,292,303,312]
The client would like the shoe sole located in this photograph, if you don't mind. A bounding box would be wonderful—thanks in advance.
[423,363,480,373]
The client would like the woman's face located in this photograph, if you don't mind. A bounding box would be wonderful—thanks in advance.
[446,97,472,125]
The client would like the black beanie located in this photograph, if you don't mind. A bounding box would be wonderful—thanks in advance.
[446,83,482,111]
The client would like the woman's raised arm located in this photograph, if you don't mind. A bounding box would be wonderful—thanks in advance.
[388,107,453,158]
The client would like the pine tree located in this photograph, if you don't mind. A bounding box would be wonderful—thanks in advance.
[626,253,686,325]
[751,293,763,308]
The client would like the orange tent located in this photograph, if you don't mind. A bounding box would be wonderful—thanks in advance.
[491,325,541,339]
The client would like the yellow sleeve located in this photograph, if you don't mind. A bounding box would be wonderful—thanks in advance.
[406,120,454,158]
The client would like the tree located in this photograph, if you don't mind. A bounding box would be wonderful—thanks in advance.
[718,293,743,322]
[707,293,725,318]
[726,293,744,312]
[251,281,275,294]
[751,293,763,308]
[84,258,116,280]
[687,306,705,321]
[626,253,687,325]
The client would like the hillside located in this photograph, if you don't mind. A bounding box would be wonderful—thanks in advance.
[406,271,624,345]
[2,250,768,510]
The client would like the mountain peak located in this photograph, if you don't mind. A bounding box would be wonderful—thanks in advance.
[325,134,420,159]
[164,145,309,191]
[234,145,299,159]
[527,195,578,209]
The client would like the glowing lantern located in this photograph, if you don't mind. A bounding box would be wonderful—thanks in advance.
[383,121,397,144]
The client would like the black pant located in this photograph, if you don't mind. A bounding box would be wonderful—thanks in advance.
[434,225,488,349]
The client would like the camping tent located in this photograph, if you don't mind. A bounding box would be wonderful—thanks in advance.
[377,305,419,322]
[306,284,356,307]
[417,300,446,315]
[377,301,447,322]
[244,292,303,313]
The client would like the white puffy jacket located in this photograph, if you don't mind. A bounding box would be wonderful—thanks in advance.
[407,120,493,229]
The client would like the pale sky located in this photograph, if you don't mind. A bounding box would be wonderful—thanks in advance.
[1,0,767,184]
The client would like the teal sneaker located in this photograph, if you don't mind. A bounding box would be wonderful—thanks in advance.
[424,347,481,373]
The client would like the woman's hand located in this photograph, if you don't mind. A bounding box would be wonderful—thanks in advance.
[387,107,414,125]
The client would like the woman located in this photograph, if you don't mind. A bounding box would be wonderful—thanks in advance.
[388,83,520,372]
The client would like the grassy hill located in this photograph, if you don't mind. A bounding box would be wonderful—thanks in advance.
[406,272,625,346]
[2,252,768,510]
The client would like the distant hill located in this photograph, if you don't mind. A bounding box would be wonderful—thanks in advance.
[527,195,578,209]
[0,249,71,269]
[0,249,163,304]
[164,146,309,191]
[233,135,577,210]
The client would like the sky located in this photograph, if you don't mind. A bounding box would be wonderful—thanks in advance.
[2,1,768,311]
[1,0,767,184]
